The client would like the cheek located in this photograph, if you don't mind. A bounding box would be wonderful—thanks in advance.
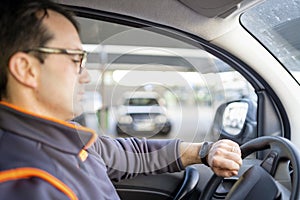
[37,59,80,103]
[41,60,77,87]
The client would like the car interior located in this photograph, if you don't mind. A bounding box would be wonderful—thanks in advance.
[58,0,300,199]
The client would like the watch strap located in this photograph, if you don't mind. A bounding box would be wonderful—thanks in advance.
[199,141,213,167]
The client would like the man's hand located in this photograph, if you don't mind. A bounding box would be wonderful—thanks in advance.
[207,139,242,177]
[179,139,242,177]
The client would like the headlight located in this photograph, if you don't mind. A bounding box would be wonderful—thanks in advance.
[118,115,133,124]
[155,115,167,124]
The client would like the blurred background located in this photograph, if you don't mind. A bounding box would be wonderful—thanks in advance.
[75,17,256,143]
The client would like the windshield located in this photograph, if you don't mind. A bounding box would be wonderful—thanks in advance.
[241,0,300,84]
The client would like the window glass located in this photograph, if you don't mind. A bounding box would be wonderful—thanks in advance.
[241,0,300,83]
[77,17,256,143]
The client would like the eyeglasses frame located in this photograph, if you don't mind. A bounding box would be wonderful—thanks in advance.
[23,47,87,74]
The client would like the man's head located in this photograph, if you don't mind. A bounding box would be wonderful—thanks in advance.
[0,0,90,120]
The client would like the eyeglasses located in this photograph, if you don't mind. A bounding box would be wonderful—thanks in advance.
[24,47,87,74]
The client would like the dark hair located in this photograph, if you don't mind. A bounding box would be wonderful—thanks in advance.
[0,0,79,100]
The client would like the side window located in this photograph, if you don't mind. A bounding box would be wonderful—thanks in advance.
[77,17,257,143]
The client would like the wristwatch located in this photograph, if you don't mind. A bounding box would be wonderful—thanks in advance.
[199,142,213,167]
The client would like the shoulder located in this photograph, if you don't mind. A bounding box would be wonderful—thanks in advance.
[0,129,78,200]
[0,167,77,200]
[0,129,55,174]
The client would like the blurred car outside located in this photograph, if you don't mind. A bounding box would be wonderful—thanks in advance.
[116,91,172,137]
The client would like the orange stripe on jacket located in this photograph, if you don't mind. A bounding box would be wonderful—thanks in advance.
[0,167,78,200]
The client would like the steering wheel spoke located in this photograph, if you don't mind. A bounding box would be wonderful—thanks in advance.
[260,150,279,175]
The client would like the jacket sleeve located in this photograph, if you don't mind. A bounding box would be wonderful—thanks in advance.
[90,136,185,181]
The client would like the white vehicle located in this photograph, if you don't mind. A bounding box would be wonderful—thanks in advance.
[116,91,171,137]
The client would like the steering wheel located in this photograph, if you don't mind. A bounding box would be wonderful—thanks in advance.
[200,136,300,200]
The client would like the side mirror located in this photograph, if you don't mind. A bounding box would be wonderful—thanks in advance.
[209,98,257,145]
[222,102,248,135]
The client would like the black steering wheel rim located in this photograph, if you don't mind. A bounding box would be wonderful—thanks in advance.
[199,136,300,200]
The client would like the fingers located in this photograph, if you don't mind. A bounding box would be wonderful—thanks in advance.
[207,139,242,177]
[209,139,242,167]
[213,167,239,177]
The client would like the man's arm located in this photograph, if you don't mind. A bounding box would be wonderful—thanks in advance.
[179,139,242,177]
[93,135,241,180]
[92,136,184,181]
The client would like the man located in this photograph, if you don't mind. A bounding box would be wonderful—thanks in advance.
[0,0,242,199]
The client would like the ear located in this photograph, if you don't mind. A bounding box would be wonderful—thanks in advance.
[8,52,40,88]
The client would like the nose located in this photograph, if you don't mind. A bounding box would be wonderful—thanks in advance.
[79,68,91,84]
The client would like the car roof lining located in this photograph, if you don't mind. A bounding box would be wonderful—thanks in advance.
[178,0,243,18]
[56,0,264,41]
